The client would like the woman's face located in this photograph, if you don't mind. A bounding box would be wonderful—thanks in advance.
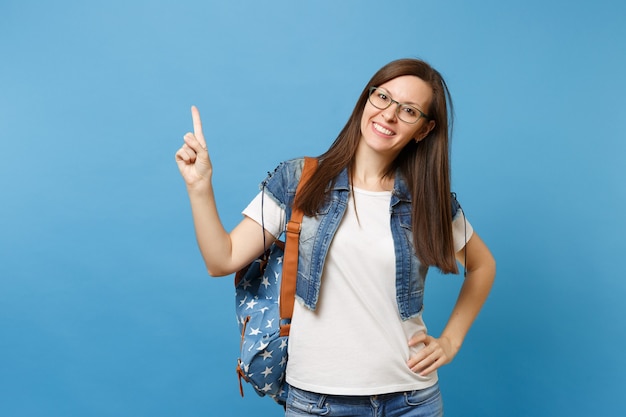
[359,75,435,160]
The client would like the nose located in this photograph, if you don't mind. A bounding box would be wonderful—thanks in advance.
[382,104,398,122]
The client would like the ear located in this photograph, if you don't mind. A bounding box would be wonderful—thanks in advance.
[414,120,436,142]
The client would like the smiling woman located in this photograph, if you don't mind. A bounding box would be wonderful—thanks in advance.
[1,0,624,415]
[175,58,496,417]
[358,76,436,176]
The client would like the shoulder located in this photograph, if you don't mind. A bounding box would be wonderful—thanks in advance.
[276,157,306,176]
[261,157,307,207]
[263,157,306,188]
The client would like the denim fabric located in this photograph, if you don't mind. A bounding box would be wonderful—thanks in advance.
[261,158,460,320]
[285,384,443,417]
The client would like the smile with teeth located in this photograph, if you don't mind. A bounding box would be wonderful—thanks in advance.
[373,122,394,136]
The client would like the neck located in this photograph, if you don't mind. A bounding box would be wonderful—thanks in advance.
[352,143,395,191]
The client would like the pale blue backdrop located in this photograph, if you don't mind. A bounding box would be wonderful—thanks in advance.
[1,0,624,416]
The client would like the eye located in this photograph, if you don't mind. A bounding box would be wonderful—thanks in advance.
[401,105,417,116]
[377,92,388,100]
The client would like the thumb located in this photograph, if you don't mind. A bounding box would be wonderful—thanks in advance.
[408,331,428,347]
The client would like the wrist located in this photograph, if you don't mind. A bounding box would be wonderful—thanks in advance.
[186,180,213,198]
[440,333,463,354]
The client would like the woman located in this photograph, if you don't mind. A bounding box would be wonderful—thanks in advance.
[175,58,496,416]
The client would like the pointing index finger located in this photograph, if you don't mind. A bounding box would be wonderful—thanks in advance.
[191,105,207,149]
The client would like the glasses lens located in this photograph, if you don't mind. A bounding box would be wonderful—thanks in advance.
[397,104,420,124]
[369,88,390,110]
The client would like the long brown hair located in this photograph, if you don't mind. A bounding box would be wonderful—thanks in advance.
[295,58,458,274]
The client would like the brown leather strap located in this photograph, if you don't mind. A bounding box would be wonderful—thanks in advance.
[279,157,317,336]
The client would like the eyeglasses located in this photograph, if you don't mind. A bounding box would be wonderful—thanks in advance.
[367,86,429,124]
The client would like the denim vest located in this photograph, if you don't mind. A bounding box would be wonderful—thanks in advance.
[261,158,460,321]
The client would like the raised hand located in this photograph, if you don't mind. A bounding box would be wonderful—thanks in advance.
[175,106,213,187]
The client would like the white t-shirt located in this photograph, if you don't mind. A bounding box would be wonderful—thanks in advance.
[243,188,473,395]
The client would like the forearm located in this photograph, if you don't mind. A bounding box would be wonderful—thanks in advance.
[406,257,495,376]
[186,184,234,277]
[440,261,496,353]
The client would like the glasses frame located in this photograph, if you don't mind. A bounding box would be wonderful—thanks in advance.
[368,86,430,124]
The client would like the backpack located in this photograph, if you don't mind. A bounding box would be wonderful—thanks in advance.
[234,157,317,406]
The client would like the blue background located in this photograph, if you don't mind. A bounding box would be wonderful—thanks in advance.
[1,1,624,416]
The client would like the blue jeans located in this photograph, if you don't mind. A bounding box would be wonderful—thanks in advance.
[284,383,444,417]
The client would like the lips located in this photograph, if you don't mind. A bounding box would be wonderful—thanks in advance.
[373,122,395,136]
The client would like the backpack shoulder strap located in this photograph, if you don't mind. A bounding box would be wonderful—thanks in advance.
[279,157,317,336]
